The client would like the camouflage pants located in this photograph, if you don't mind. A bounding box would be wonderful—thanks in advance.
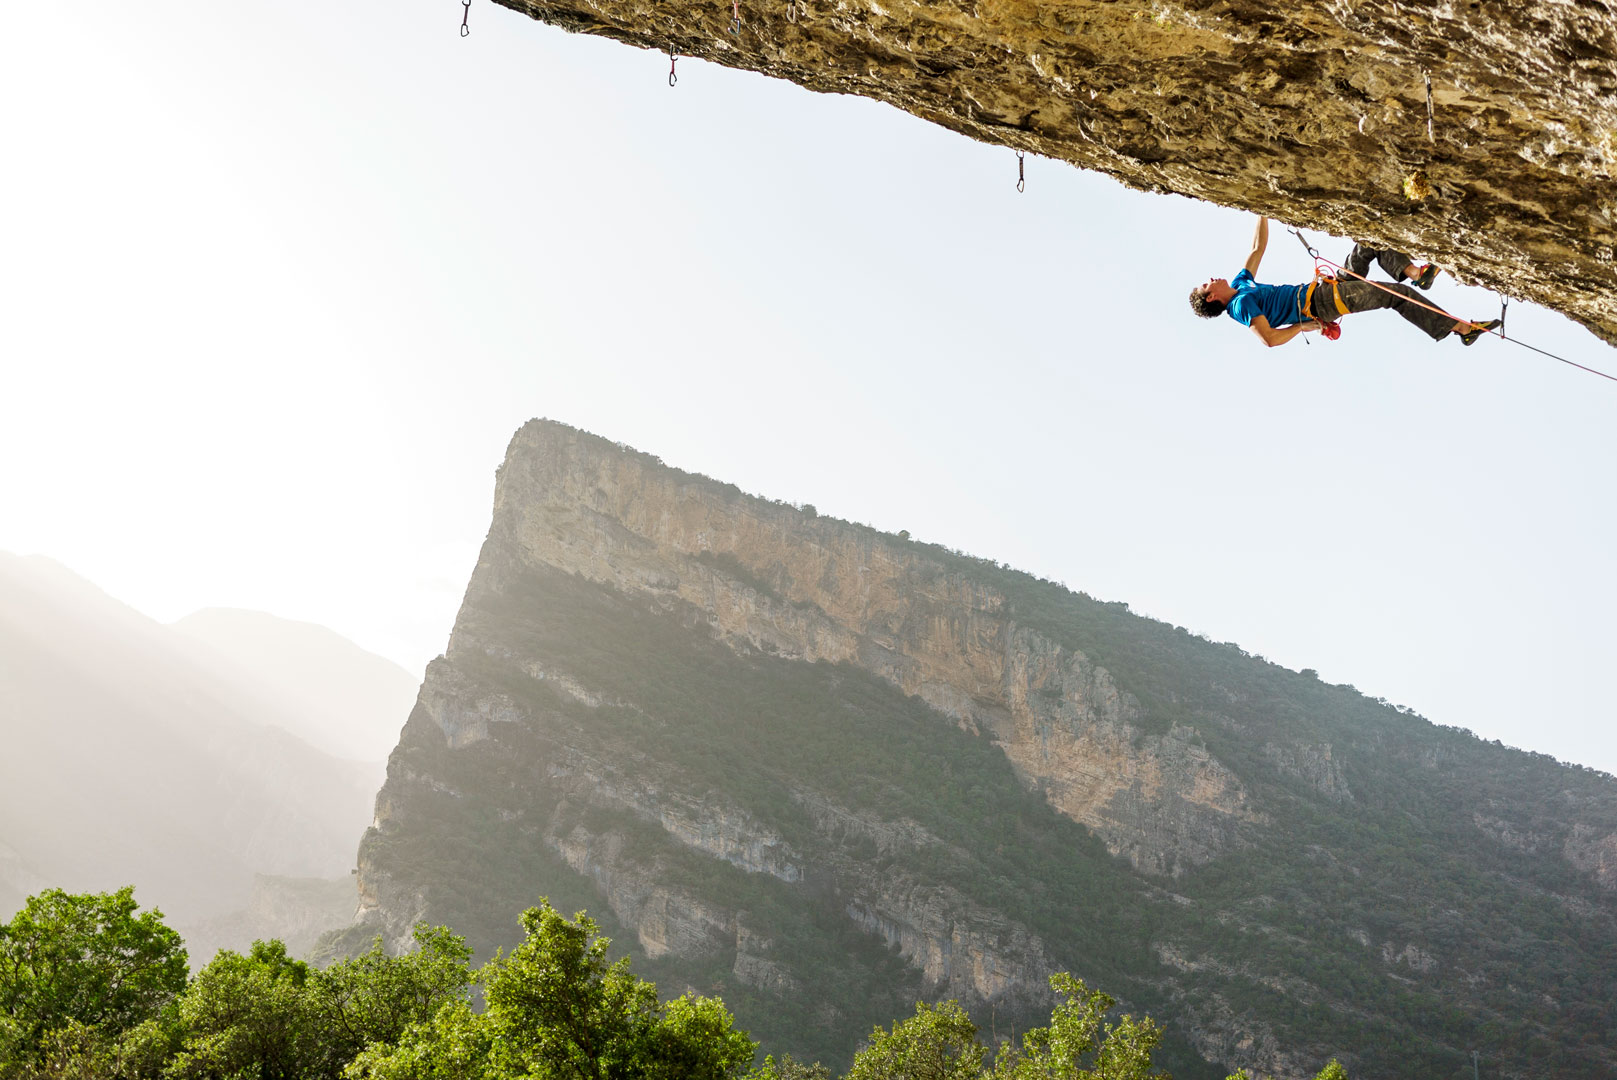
[1344,243,1414,282]
[1308,261,1458,342]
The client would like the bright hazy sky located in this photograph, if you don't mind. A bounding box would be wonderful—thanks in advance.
[4,0,1614,774]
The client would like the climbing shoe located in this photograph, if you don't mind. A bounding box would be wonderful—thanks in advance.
[1459,319,1501,346]
[1413,264,1440,290]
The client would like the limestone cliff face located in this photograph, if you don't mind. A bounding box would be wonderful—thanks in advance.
[355,420,1617,1080]
[483,421,1258,877]
[365,639,1056,1002]
[494,0,1617,345]
[1563,822,1617,889]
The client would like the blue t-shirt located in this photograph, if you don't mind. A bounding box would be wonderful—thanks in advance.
[1225,268,1306,328]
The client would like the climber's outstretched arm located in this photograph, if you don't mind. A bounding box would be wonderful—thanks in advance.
[1244,216,1269,277]
[1251,314,1317,348]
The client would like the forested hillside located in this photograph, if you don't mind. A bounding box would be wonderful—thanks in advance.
[7,884,1361,1080]
[346,421,1617,1080]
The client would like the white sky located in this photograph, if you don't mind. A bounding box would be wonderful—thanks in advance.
[3,0,1614,774]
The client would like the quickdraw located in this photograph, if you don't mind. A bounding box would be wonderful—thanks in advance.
[1285,228,1616,381]
[1424,70,1435,143]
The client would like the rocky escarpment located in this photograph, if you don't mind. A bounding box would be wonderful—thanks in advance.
[358,640,1058,1010]
[483,424,1260,877]
[353,420,1617,1079]
[494,0,1617,345]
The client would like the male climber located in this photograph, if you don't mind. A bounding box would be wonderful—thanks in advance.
[1188,216,1500,347]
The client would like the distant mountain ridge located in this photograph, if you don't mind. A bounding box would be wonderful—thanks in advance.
[170,607,419,762]
[350,420,1617,1080]
[0,554,401,956]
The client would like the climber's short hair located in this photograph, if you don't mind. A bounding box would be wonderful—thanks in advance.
[1189,287,1225,319]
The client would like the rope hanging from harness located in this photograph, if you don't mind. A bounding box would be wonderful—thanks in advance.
[1285,227,1617,382]
[1291,230,1348,329]
[1289,227,1490,332]
[1301,274,1349,323]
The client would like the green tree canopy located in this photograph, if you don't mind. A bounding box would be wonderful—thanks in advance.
[845,1000,986,1080]
[992,973,1167,1080]
[482,900,755,1080]
[350,900,756,1080]
[317,926,476,1067]
[745,1054,832,1080]
[343,1000,494,1080]
[166,939,327,1080]
[845,974,1170,1080]
[0,886,186,1074]
[1227,1059,1351,1080]
[171,926,479,1080]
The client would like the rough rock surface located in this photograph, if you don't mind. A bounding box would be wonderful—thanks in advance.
[484,422,1261,876]
[496,0,1617,345]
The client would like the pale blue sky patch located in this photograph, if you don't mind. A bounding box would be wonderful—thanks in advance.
[2,0,1612,774]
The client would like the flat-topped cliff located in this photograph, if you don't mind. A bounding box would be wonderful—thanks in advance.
[350,419,1617,1078]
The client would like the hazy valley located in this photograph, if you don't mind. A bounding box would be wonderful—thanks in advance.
[0,553,418,960]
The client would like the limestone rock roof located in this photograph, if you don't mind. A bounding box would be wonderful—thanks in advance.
[496,0,1617,344]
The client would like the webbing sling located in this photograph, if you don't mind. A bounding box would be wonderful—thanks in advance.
[1301,274,1350,324]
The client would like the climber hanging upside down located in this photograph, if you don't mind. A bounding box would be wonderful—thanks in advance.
[1187,216,1500,347]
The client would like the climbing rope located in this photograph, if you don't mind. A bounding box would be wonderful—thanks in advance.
[1496,332,1617,382]
[434,0,1606,385]
[1288,228,1480,327]
[1288,229,1617,383]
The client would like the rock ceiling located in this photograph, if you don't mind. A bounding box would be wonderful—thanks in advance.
[494,0,1617,345]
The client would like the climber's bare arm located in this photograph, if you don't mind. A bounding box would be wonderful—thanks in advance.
[1251,314,1317,348]
[1244,216,1269,277]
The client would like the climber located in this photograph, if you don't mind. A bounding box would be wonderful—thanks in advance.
[1187,216,1501,347]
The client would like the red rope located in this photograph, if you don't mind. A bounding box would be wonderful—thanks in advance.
[1309,251,1488,332]
[1322,252,1617,382]
[1289,228,1617,383]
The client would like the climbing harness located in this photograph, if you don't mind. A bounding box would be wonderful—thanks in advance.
[1287,228,1617,382]
[429,0,1610,384]
[1291,230,1346,340]
[1290,227,1489,331]
[1300,273,1350,324]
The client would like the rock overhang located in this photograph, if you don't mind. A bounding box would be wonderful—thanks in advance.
[494,0,1617,344]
